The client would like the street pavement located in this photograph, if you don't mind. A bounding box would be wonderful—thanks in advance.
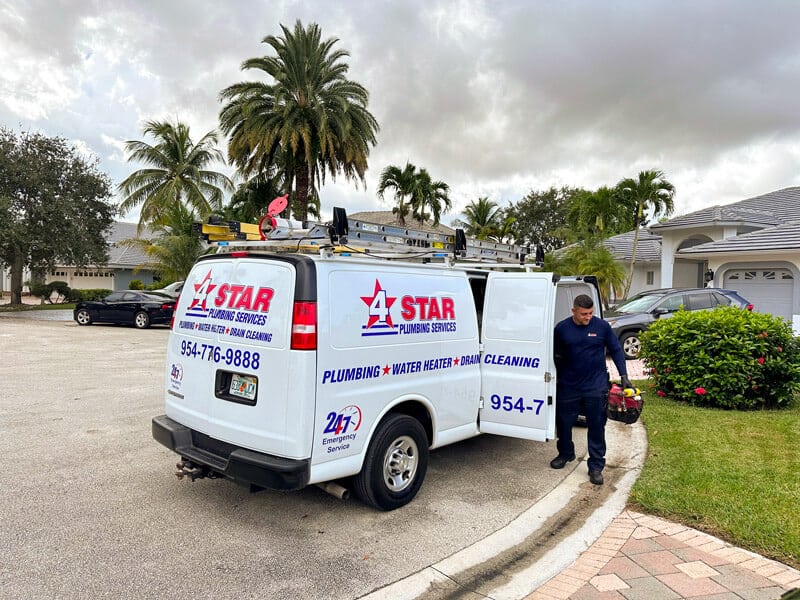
[2,307,798,599]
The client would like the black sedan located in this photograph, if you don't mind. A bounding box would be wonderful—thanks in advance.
[74,291,176,329]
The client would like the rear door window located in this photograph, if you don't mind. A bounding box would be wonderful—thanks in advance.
[686,292,715,310]
[712,292,732,306]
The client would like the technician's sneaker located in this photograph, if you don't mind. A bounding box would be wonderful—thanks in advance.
[589,470,604,485]
[549,455,575,469]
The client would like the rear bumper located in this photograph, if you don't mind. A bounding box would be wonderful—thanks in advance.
[152,415,310,491]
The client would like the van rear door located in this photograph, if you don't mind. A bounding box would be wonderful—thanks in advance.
[164,254,315,459]
[478,272,556,441]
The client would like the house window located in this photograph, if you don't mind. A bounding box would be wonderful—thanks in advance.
[646,271,654,285]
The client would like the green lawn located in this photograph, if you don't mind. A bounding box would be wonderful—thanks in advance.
[629,389,800,569]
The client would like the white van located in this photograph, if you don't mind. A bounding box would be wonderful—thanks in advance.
[152,241,601,510]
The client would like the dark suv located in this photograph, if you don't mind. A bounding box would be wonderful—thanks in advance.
[604,288,753,359]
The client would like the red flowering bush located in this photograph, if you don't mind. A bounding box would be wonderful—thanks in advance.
[641,306,800,409]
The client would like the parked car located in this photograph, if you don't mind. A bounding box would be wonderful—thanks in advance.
[74,291,176,329]
[152,280,184,299]
[604,288,753,359]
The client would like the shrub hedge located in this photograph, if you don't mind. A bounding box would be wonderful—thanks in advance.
[73,288,113,302]
[640,306,800,410]
[30,281,72,303]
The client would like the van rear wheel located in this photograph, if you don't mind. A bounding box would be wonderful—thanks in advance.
[353,414,429,511]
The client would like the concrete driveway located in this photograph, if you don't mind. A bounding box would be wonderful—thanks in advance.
[0,317,595,599]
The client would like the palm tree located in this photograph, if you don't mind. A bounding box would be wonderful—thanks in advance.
[377,162,418,225]
[616,169,675,298]
[121,202,207,282]
[566,186,635,239]
[452,197,503,239]
[118,120,232,230]
[221,167,286,223]
[410,168,451,227]
[219,20,379,221]
[550,238,627,309]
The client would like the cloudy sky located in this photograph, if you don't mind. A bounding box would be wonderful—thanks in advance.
[3,0,800,226]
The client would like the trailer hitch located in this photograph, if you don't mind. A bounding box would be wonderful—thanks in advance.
[175,460,215,482]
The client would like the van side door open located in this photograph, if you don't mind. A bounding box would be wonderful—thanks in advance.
[478,272,556,441]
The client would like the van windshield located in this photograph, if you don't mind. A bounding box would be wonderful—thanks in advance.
[614,294,662,313]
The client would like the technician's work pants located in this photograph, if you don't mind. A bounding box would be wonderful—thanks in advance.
[555,394,608,473]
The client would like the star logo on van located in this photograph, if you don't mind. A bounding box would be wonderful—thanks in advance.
[361,279,396,329]
[188,269,217,312]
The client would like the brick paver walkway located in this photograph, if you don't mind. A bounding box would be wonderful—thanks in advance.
[527,511,800,599]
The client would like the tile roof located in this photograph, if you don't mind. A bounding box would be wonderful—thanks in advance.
[651,186,800,230]
[679,220,800,254]
[602,228,662,262]
[106,221,152,268]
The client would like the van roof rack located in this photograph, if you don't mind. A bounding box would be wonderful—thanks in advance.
[194,206,540,265]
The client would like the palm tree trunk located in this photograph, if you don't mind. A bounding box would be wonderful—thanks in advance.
[294,163,310,222]
[623,203,643,299]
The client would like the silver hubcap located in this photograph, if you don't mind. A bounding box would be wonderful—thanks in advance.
[383,435,418,493]
[135,314,147,327]
[77,311,89,324]
[623,336,641,357]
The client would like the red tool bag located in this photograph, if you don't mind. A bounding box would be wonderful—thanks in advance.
[607,383,644,424]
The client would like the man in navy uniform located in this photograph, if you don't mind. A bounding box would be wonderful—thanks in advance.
[551,294,630,485]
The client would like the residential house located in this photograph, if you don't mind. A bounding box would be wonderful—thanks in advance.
[0,221,159,294]
[605,186,800,330]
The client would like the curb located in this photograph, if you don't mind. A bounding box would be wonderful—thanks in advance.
[360,420,648,599]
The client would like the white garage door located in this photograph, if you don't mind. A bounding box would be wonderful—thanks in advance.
[724,269,794,319]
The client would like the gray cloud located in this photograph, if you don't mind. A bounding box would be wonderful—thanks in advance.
[2,0,800,222]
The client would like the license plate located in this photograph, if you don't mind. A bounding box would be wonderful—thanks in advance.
[229,374,257,401]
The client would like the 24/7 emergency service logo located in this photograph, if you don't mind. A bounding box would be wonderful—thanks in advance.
[360,278,457,337]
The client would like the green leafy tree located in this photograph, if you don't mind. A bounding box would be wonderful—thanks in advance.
[0,129,115,305]
[508,186,582,252]
[377,162,418,225]
[219,20,379,221]
[410,168,451,227]
[118,120,231,230]
[121,202,206,282]
[616,169,675,298]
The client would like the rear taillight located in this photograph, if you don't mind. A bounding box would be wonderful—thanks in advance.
[170,294,180,329]
[746,303,754,311]
[291,301,317,350]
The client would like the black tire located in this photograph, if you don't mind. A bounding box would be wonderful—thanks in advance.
[134,311,151,329]
[353,413,429,511]
[620,331,642,360]
[75,308,92,326]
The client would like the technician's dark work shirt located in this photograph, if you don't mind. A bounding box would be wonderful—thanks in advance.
[553,315,627,400]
